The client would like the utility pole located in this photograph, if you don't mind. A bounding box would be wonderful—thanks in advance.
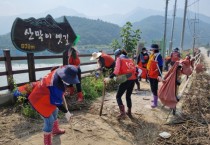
[192,14,199,56]
[180,0,188,52]
[163,0,169,60]
[169,0,177,54]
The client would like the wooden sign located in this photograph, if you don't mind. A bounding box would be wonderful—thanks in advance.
[11,15,77,53]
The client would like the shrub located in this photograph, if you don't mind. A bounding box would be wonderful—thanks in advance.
[81,76,103,100]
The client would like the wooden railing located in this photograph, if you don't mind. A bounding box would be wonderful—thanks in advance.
[0,49,112,92]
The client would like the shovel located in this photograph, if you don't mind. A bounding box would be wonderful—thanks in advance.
[99,81,106,116]
[63,96,76,142]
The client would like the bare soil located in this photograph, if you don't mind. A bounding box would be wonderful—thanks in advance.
[0,48,209,145]
[0,81,174,145]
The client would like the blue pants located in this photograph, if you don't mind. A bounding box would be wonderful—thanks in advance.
[42,108,58,132]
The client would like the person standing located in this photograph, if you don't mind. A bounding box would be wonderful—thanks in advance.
[90,52,115,75]
[68,47,84,102]
[137,47,149,68]
[170,47,181,66]
[137,47,149,82]
[147,44,163,108]
[28,65,79,145]
[104,49,136,119]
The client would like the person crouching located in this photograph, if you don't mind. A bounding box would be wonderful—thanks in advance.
[28,65,79,145]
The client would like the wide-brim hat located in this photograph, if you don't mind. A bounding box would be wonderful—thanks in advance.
[90,52,102,60]
[56,65,80,84]
[150,44,159,51]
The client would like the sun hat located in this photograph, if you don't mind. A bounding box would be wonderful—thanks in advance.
[56,65,79,84]
[90,52,102,60]
[150,44,159,50]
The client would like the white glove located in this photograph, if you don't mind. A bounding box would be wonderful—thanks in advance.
[104,77,111,84]
[137,68,142,77]
[65,111,73,122]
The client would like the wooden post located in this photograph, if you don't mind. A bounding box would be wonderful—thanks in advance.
[27,53,36,82]
[3,49,14,91]
[63,50,68,65]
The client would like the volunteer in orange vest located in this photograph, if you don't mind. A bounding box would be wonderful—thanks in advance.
[147,44,163,108]
[90,51,115,75]
[170,47,181,66]
[67,47,84,102]
[137,47,149,68]
[28,65,79,145]
[137,47,149,83]
[104,49,136,119]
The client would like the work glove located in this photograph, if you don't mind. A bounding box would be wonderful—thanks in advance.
[104,77,111,84]
[65,111,73,122]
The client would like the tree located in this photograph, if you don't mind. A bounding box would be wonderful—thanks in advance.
[120,22,141,53]
[110,39,121,51]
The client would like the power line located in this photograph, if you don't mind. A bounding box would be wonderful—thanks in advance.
[188,0,199,7]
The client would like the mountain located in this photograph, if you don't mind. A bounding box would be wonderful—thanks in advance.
[95,7,164,26]
[170,8,210,24]
[0,16,121,55]
[0,6,86,35]
[133,15,210,49]
[56,16,121,45]
[1,14,210,56]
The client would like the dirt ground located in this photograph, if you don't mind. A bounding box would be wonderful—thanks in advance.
[0,80,175,145]
[0,48,209,145]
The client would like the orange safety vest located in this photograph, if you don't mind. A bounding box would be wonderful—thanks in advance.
[28,70,58,118]
[171,52,180,62]
[147,54,155,70]
[148,54,159,79]
[101,53,115,68]
[138,67,147,79]
[68,52,80,66]
[119,58,136,80]
[137,55,149,68]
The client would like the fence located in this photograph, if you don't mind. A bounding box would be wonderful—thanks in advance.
[0,49,110,92]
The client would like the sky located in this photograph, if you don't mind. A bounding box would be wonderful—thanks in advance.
[0,0,209,17]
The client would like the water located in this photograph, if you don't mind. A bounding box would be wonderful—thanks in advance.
[0,58,98,91]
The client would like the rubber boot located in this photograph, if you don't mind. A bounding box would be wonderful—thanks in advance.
[44,132,52,145]
[151,95,158,108]
[52,120,65,135]
[151,94,154,102]
[117,105,126,120]
[126,108,132,118]
[77,92,84,102]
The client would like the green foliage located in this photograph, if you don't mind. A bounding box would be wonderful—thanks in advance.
[81,76,104,100]
[120,22,141,53]
[56,16,121,45]
[21,104,39,119]
[110,39,121,51]
[11,79,39,119]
